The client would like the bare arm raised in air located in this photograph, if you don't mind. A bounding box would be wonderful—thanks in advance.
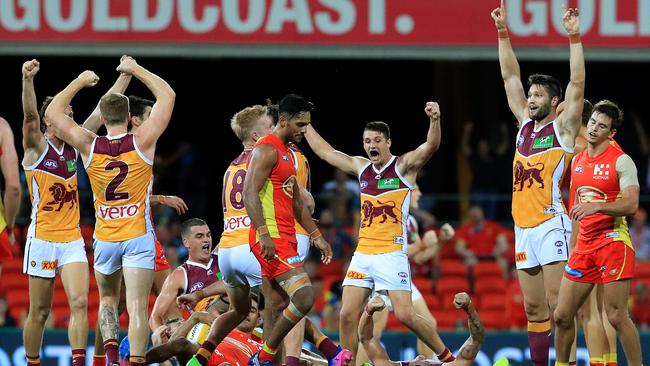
[397,102,442,181]
[82,57,132,133]
[304,125,368,176]
[21,59,46,163]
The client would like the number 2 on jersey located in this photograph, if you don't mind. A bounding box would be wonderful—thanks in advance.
[222,169,246,212]
[105,161,130,201]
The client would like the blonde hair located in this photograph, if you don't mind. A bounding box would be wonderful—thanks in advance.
[230,105,268,142]
[99,93,129,126]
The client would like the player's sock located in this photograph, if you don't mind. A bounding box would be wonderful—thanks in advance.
[129,356,146,366]
[103,338,120,364]
[604,352,617,366]
[195,340,216,366]
[26,355,40,366]
[554,362,569,366]
[259,343,278,362]
[569,361,577,366]
[437,348,455,362]
[314,335,339,360]
[93,354,106,366]
[72,349,86,366]
[285,356,300,366]
[527,319,551,366]
[589,357,605,366]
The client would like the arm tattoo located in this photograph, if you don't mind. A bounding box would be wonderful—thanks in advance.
[100,306,119,341]
[459,307,485,360]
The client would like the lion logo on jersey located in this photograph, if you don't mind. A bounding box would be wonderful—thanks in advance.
[513,161,545,191]
[44,183,77,212]
[361,200,398,227]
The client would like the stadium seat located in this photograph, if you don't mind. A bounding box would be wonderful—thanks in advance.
[479,293,506,312]
[479,310,506,330]
[439,259,468,279]
[386,312,407,331]
[0,273,27,293]
[6,289,30,308]
[431,310,464,330]
[436,277,470,296]
[412,276,433,293]
[473,261,503,279]
[88,311,98,328]
[474,278,506,295]
[3,258,23,274]
[52,290,69,307]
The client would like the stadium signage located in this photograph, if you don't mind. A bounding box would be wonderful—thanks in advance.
[0,0,648,58]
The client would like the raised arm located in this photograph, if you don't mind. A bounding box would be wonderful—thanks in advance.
[82,63,132,133]
[0,119,21,244]
[453,293,485,364]
[45,71,99,157]
[21,59,46,153]
[304,125,367,176]
[243,144,278,261]
[398,102,441,176]
[119,57,175,159]
[557,8,585,143]
[492,0,528,124]
[358,297,392,366]
[150,269,185,330]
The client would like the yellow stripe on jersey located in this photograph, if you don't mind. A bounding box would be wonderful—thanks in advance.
[259,180,280,240]
[0,196,5,233]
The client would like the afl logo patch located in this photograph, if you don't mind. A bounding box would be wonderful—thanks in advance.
[190,282,205,293]
[44,159,59,169]
[360,181,368,189]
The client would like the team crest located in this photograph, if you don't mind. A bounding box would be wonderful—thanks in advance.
[44,183,77,212]
[361,200,398,228]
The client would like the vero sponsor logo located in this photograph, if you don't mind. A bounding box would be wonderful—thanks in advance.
[223,214,251,232]
[98,203,140,220]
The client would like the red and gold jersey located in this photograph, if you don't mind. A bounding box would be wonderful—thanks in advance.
[208,329,262,366]
[571,141,636,253]
[248,134,297,244]
[23,141,82,242]
[85,133,153,241]
[0,147,6,233]
[512,120,574,228]
[288,142,310,236]
[219,149,252,249]
[357,156,412,254]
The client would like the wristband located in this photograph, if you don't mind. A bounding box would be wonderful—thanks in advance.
[309,228,322,240]
[569,33,581,44]
[498,29,509,39]
[257,225,270,236]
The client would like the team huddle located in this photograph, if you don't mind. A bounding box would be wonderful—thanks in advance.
[0,1,643,366]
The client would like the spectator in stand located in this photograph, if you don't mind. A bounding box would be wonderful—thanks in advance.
[317,209,355,260]
[0,297,16,327]
[320,168,360,227]
[455,205,509,275]
[631,282,650,330]
[630,208,650,261]
[460,122,509,219]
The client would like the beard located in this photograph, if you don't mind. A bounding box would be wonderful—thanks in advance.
[530,104,551,122]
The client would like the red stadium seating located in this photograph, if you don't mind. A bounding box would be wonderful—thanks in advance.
[439,260,468,279]
[318,259,345,277]
[431,310,465,330]
[479,293,506,312]
[3,258,23,274]
[479,310,507,329]
[6,289,30,308]
[474,278,507,295]
[635,262,650,278]
[436,277,470,296]
[422,293,440,311]
[0,273,27,293]
[412,276,433,294]
[473,261,503,279]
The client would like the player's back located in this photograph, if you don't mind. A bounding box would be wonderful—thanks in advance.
[23,141,81,242]
[85,133,153,241]
[219,149,252,248]
[512,120,574,228]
